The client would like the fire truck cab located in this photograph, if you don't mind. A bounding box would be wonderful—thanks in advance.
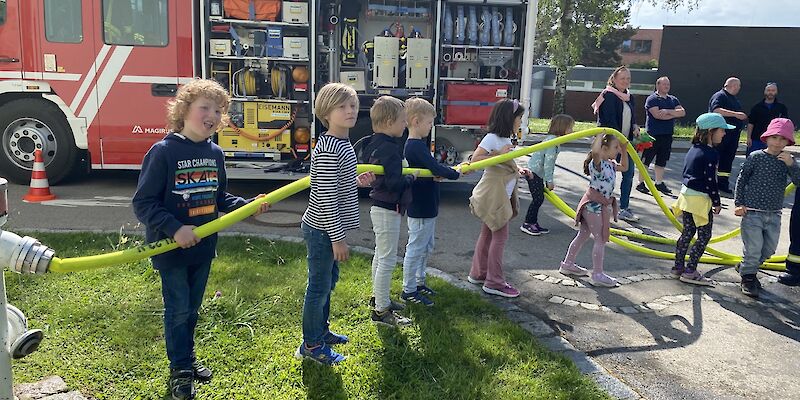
[0,0,537,184]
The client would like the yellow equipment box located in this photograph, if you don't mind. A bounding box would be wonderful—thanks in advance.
[217,102,293,153]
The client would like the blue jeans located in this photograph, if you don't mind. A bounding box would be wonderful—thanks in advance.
[402,217,437,294]
[740,211,782,276]
[618,153,635,210]
[159,260,212,370]
[301,222,340,346]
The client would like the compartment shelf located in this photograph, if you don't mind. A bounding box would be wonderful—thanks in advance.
[209,17,309,28]
[210,55,310,63]
[441,44,521,50]
[439,77,518,83]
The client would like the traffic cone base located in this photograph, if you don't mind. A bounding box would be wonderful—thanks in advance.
[22,150,56,203]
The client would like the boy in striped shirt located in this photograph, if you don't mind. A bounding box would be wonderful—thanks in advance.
[295,83,375,365]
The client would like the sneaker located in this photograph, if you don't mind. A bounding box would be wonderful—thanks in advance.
[322,331,349,346]
[618,208,640,222]
[482,282,520,298]
[169,369,196,400]
[740,274,761,298]
[636,182,650,194]
[401,290,434,306]
[371,309,412,327]
[190,357,212,383]
[670,267,684,278]
[590,272,620,287]
[369,296,406,311]
[559,262,590,277]
[520,223,542,236]
[654,182,673,195]
[778,272,800,286]
[294,342,346,365]
[533,223,550,234]
[416,284,437,296]
[467,275,485,285]
[679,270,713,286]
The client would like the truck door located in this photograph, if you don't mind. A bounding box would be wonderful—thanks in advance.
[0,0,22,79]
[91,0,184,167]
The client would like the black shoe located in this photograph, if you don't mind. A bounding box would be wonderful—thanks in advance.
[369,296,406,311]
[169,369,196,400]
[654,182,673,195]
[778,272,800,286]
[635,182,650,194]
[191,358,213,383]
[741,274,761,298]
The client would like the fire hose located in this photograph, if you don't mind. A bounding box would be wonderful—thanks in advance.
[45,127,793,274]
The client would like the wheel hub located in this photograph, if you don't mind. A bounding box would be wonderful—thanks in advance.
[3,118,56,169]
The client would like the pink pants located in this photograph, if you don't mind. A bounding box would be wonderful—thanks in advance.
[469,222,509,289]
[563,208,607,274]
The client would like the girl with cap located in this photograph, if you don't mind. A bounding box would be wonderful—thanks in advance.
[670,113,732,286]
[734,118,800,297]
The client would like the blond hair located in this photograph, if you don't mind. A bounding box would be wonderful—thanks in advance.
[548,114,574,136]
[167,79,230,133]
[370,96,405,131]
[314,83,359,128]
[404,97,435,123]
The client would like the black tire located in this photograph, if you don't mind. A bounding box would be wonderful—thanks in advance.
[0,99,78,185]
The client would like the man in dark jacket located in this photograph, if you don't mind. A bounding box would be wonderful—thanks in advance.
[747,82,789,155]
[708,77,748,194]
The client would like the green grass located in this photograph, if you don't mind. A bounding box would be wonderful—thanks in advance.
[529,118,800,144]
[8,232,610,400]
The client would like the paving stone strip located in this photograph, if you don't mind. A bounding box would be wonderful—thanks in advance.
[529,270,780,287]
[547,291,800,314]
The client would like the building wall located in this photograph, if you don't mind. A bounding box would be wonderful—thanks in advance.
[658,26,800,125]
[620,28,663,66]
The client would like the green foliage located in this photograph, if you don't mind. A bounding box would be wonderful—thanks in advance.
[9,233,610,399]
[629,59,658,69]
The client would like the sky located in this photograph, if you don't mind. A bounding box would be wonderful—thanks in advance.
[629,0,800,29]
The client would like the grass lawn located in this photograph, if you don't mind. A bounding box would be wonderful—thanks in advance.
[529,118,800,144]
[8,232,610,400]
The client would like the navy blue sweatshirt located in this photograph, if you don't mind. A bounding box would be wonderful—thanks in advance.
[597,90,637,139]
[132,133,249,269]
[364,133,415,213]
[404,138,460,218]
[682,143,721,207]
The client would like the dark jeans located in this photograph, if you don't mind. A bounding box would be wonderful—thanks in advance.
[617,153,635,210]
[717,129,740,190]
[159,260,212,370]
[301,222,339,346]
[674,211,713,272]
[524,174,545,225]
[788,205,800,274]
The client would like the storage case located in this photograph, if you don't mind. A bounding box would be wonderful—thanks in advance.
[282,37,309,58]
[281,2,308,23]
[442,83,510,126]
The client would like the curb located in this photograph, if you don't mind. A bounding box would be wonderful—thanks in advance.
[30,228,643,400]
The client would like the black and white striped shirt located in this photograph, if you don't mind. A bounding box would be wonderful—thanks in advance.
[302,134,359,242]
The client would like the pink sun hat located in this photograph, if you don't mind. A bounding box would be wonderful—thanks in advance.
[761,118,795,146]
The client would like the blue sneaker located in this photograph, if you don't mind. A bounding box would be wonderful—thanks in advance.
[322,331,349,346]
[401,290,434,306]
[416,284,437,296]
[294,343,346,365]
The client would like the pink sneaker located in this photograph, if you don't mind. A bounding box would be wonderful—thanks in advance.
[482,282,520,298]
[590,273,619,288]
[559,262,590,277]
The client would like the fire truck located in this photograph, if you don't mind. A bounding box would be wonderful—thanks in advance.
[0,0,537,184]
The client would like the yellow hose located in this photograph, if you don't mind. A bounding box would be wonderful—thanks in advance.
[47,127,793,273]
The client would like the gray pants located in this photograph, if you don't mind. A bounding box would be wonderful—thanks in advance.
[739,211,782,276]
[370,206,402,311]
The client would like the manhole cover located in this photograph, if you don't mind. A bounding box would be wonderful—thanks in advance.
[250,209,303,227]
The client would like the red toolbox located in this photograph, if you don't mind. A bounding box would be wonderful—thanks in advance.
[442,82,510,126]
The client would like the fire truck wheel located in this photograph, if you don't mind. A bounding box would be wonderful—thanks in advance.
[0,99,78,185]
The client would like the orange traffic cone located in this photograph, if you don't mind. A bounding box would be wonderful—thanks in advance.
[22,150,56,203]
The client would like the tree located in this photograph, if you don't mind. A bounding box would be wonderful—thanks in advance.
[578,24,636,67]
[536,0,701,114]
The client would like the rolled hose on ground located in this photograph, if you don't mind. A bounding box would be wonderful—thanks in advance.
[47,127,793,273]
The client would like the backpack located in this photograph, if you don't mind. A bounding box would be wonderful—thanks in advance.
[224,0,281,21]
